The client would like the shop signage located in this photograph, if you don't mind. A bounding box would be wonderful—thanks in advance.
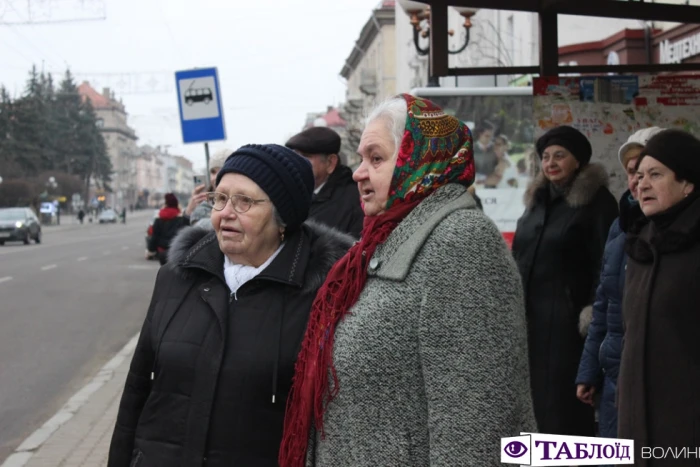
[660,33,700,64]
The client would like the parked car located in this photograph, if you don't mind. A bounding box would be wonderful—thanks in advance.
[98,209,118,224]
[0,207,42,245]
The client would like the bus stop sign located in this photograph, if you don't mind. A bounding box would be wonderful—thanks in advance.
[175,67,226,144]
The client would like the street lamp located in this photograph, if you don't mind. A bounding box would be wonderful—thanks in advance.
[398,1,478,57]
[47,176,58,191]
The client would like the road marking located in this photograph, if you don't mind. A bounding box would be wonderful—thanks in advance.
[41,264,57,271]
[0,276,13,284]
[77,257,88,262]
[2,333,140,467]
[122,246,129,250]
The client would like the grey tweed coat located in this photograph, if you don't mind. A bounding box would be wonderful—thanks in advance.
[308,183,537,467]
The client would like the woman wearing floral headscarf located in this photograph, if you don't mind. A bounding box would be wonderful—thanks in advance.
[280,94,536,467]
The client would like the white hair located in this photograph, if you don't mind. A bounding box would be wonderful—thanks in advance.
[272,205,286,229]
[365,97,407,158]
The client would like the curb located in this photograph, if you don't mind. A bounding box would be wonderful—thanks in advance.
[1,334,139,467]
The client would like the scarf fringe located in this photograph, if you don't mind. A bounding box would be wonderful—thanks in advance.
[279,201,420,467]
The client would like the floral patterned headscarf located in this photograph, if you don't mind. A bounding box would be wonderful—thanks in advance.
[386,93,475,208]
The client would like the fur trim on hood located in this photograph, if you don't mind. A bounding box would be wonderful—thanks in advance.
[524,163,610,210]
[167,220,354,294]
[578,305,593,338]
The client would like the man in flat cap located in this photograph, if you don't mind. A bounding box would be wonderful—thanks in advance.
[286,127,363,238]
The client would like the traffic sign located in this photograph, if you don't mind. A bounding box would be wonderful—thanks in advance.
[175,67,226,144]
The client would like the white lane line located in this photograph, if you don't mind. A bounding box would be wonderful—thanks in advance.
[2,333,140,467]
[0,276,13,284]
[77,257,88,262]
[121,246,129,251]
[40,264,57,271]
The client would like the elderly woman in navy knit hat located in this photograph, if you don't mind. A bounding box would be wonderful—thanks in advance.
[512,125,618,436]
[618,129,700,465]
[108,144,354,467]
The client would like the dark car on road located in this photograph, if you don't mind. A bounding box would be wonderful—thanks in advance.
[0,207,42,245]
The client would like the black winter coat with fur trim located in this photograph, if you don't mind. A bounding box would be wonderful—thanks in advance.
[107,222,353,467]
[512,163,618,436]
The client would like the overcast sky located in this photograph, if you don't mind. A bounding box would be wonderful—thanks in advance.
[0,0,383,171]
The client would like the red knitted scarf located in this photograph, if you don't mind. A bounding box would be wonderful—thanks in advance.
[279,199,420,467]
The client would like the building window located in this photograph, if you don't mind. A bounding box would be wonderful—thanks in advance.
[96,118,104,128]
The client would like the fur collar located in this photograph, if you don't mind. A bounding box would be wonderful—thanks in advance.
[524,163,610,209]
[167,220,354,294]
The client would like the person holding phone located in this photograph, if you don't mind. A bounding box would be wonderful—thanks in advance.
[185,148,232,226]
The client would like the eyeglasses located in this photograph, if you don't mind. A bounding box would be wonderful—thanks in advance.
[206,192,269,213]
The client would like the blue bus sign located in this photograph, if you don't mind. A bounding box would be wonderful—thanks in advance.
[175,67,226,144]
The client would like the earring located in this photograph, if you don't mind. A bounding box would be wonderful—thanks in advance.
[280,231,285,242]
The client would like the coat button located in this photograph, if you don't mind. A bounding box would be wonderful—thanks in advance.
[369,258,380,270]
[203,287,210,292]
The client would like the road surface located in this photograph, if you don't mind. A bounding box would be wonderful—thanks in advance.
[0,211,162,462]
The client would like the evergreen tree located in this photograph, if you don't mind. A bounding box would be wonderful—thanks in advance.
[12,65,48,175]
[54,70,84,176]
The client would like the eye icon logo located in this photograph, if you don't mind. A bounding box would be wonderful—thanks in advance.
[504,441,528,458]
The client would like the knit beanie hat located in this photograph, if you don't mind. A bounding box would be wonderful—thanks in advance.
[216,144,315,230]
[285,127,342,155]
[164,193,178,208]
[639,129,700,186]
[618,127,665,169]
[536,125,593,166]
[209,148,234,170]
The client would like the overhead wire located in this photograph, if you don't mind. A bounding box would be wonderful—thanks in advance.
[1,0,68,70]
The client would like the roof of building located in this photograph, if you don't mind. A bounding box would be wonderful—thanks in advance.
[77,82,112,109]
[323,108,347,127]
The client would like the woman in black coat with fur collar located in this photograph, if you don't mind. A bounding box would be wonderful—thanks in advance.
[512,126,618,435]
[107,144,353,467]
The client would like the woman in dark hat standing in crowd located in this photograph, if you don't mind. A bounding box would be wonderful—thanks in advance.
[108,144,353,467]
[280,94,535,467]
[512,125,618,435]
[147,193,190,265]
[618,129,700,466]
[575,127,663,440]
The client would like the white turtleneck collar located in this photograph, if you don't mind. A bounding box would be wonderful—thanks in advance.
[223,242,285,298]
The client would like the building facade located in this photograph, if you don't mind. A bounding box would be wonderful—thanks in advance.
[78,82,139,209]
[339,0,397,166]
[558,22,700,73]
[135,145,165,208]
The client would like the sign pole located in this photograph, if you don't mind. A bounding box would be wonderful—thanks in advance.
[204,142,211,186]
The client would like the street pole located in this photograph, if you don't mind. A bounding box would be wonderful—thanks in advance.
[204,142,210,182]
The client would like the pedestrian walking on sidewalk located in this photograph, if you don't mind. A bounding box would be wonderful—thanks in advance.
[108,144,353,467]
[280,94,536,467]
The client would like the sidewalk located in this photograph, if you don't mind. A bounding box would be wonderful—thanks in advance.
[2,336,136,467]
